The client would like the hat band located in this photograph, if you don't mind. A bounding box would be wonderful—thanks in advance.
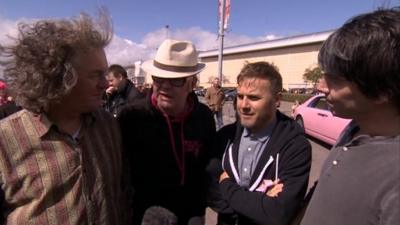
[154,60,198,73]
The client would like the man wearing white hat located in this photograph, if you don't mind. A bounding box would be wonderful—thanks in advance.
[118,39,217,225]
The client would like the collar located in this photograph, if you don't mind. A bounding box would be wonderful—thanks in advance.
[336,120,400,147]
[150,93,194,122]
[243,118,277,142]
[33,111,96,138]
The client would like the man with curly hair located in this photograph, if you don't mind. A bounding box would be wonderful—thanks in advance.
[0,10,126,225]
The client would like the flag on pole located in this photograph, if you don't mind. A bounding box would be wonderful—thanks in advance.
[218,0,231,30]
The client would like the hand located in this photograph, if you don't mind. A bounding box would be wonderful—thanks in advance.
[266,180,283,197]
[219,171,230,183]
[106,86,116,95]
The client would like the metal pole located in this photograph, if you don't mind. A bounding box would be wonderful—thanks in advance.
[165,25,170,39]
[217,0,226,83]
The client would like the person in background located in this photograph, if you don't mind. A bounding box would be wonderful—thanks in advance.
[0,98,22,120]
[0,81,10,106]
[301,8,400,225]
[0,82,22,119]
[291,100,300,118]
[205,78,225,129]
[104,64,144,117]
[118,39,216,225]
[0,10,126,225]
[217,61,312,225]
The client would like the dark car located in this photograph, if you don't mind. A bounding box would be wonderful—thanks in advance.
[223,88,237,101]
[194,88,206,97]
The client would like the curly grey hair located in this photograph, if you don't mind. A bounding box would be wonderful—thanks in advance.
[0,9,113,113]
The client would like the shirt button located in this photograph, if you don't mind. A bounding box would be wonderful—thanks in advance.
[343,147,348,151]
[332,160,338,165]
[247,147,251,151]
[244,168,248,172]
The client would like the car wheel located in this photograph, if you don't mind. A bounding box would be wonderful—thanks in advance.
[296,116,305,131]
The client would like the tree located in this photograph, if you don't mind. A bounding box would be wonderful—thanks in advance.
[303,66,323,87]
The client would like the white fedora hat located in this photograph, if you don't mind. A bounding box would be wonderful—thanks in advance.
[142,39,206,78]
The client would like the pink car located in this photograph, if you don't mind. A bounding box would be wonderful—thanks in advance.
[292,94,351,145]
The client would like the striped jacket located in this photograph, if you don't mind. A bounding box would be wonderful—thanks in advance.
[0,109,123,225]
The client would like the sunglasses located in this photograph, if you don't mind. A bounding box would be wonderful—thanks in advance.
[152,76,187,87]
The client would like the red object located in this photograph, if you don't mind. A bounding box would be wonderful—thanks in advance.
[0,81,6,90]
[218,0,231,30]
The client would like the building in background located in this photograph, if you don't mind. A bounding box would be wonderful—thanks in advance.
[198,30,333,91]
[126,60,147,85]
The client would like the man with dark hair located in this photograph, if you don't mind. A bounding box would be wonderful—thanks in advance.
[217,61,312,225]
[105,64,144,117]
[0,10,126,225]
[118,39,216,225]
[301,8,400,225]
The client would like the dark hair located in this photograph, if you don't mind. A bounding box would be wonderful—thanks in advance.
[319,7,400,109]
[108,64,128,78]
[141,206,177,225]
[0,9,113,113]
[237,61,282,94]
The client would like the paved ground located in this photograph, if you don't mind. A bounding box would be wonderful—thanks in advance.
[203,99,331,225]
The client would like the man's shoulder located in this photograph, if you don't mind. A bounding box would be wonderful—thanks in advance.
[0,109,31,125]
[275,111,305,135]
[193,102,214,117]
[0,109,36,140]
[118,98,156,121]
[272,111,311,149]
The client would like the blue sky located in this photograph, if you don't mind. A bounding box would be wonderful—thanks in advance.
[0,0,399,65]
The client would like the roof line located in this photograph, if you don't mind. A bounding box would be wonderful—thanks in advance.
[199,29,335,58]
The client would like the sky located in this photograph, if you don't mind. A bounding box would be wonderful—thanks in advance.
[0,0,399,66]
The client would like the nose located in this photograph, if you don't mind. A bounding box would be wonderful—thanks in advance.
[316,77,329,94]
[238,97,250,110]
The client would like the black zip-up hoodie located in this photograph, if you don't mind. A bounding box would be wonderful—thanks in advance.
[118,91,216,225]
[219,111,311,225]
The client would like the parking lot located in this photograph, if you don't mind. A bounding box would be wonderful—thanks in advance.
[203,99,331,225]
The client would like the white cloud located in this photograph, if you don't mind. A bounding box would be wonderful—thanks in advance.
[0,15,282,69]
[0,18,18,44]
[265,34,281,40]
[106,26,275,65]
[105,35,154,66]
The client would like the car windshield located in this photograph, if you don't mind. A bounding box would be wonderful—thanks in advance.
[309,96,330,111]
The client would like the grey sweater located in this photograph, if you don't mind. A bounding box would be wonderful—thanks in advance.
[301,123,400,225]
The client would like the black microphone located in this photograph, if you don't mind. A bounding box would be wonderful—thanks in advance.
[141,206,178,225]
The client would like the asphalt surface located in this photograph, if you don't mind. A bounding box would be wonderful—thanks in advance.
[203,99,331,225]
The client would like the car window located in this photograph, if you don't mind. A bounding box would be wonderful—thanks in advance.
[308,97,329,111]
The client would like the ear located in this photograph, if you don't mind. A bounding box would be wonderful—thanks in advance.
[373,94,389,104]
[190,76,198,89]
[275,92,282,108]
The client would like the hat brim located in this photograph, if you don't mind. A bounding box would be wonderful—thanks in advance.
[142,60,205,78]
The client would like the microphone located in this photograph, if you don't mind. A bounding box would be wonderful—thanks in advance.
[141,206,178,225]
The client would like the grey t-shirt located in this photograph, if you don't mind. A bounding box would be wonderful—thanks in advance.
[301,123,400,225]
